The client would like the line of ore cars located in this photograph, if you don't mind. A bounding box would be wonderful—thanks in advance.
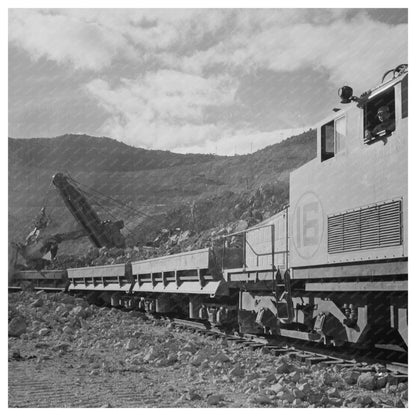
[11,66,408,350]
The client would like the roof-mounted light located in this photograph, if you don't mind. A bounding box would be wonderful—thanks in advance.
[338,86,355,104]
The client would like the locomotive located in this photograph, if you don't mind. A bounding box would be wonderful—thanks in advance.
[10,65,408,350]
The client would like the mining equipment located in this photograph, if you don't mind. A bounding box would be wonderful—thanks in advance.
[9,172,125,283]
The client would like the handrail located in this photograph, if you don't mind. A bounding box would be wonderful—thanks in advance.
[223,222,275,238]
[222,207,290,271]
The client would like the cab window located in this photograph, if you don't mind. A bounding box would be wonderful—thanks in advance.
[364,88,395,143]
[335,116,346,153]
[402,75,408,119]
[321,116,346,162]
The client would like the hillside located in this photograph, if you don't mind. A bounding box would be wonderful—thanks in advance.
[9,134,220,172]
[9,130,316,254]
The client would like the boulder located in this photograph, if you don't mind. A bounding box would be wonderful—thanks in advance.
[213,351,231,363]
[288,370,301,383]
[38,328,50,336]
[327,387,341,398]
[397,382,408,392]
[70,306,89,319]
[343,370,360,385]
[292,398,303,406]
[264,373,277,383]
[9,316,27,337]
[276,391,295,403]
[292,388,306,400]
[51,342,71,352]
[297,382,312,394]
[250,393,273,405]
[191,349,212,366]
[375,374,389,389]
[60,296,76,305]
[143,346,164,362]
[34,342,50,348]
[30,298,44,308]
[356,395,373,406]
[320,371,337,386]
[182,341,199,353]
[10,350,23,361]
[245,372,260,382]
[260,347,272,355]
[229,365,244,378]
[62,325,75,335]
[357,372,376,390]
[185,390,202,401]
[400,390,408,401]
[233,220,248,232]
[307,391,324,405]
[275,362,292,374]
[269,383,285,394]
[207,394,224,406]
[154,357,172,367]
[327,397,343,406]
[55,305,65,314]
[178,231,192,244]
[394,399,405,408]
[125,338,140,351]
[177,351,192,361]
[379,398,395,407]
[166,353,178,365]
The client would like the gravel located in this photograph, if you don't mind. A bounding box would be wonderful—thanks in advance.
[8,291,408,408]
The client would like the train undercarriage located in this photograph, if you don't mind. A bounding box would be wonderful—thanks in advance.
[10,261,407,352]
[73,284,407,351]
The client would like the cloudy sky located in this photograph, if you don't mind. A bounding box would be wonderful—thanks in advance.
[8,8,407,154]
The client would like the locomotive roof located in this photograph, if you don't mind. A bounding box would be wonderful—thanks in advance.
[367,67,408,99]
[317,66,408,128]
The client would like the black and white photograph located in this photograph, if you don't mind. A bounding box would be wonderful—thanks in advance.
[7,5,409,408]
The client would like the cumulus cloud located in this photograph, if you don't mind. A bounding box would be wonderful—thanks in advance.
[9,9,407,153]
[9,9,137,70]
[9,9,407,84]
[85,70,238,150]
[177,12,407,90]
[85,69,306,154]
[8,9,229,70]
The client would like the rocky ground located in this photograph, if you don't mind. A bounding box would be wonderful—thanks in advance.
[9,290,408,408]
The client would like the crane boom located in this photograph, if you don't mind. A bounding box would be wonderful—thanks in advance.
[52,173,125,249]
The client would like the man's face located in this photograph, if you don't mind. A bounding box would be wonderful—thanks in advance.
[377,109,390,122]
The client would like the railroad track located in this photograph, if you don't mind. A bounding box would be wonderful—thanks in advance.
[9,286,65,292]
[165,316,408,381]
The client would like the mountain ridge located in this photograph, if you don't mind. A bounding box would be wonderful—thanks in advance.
[9,134,223,172]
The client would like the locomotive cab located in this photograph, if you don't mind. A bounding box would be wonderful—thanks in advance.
[291,65,408,269]
[226,65,408,349]
[288,65,408,348]
[320,113,346,161]
[363,87,396,142]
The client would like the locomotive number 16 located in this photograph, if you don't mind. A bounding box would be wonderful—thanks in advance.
[292,192,324,259]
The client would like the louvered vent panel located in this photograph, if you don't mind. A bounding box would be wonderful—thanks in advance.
[328,200,402,253]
